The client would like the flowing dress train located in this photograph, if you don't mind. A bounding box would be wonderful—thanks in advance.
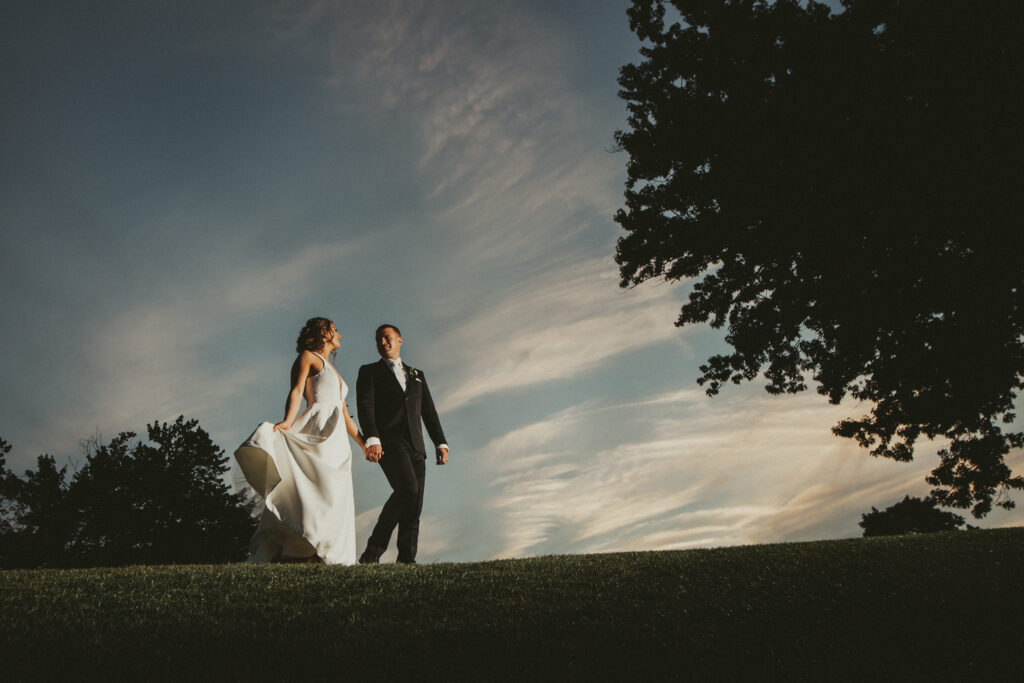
[234,352,356,565]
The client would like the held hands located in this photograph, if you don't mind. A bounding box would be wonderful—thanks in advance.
[360,443,445,464]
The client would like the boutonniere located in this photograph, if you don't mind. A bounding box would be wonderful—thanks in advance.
[408,367,422,381]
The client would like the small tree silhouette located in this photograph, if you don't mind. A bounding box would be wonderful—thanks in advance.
[860,496,970,537]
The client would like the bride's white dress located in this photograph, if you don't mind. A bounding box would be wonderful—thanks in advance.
[234,352,356,565]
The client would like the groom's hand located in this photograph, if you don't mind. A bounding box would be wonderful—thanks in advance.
[437,447,448,465]
[367,444,383,462]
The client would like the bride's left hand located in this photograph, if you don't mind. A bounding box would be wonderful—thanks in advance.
[273,421,292,432]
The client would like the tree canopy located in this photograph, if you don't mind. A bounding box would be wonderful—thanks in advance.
[614,0,1024,516]
[0,417,254,568]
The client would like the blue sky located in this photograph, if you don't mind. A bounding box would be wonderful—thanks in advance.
[2,0,1021,562]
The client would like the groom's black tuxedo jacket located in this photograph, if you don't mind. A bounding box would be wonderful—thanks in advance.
[356,359,447,457]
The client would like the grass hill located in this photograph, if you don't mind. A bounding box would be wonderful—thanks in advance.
[2,528,1022,681]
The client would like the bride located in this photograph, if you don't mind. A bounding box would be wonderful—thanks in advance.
[235,317,365,565]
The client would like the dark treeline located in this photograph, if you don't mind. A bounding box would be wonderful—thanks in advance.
[0,417,254,568]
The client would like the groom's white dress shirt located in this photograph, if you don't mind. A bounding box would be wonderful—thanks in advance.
[388,357,407,391]
[364,358,448,452]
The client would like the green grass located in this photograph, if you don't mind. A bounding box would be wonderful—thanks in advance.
[3,528,1023,681]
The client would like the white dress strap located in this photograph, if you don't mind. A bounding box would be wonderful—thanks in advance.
[311,351,328,373]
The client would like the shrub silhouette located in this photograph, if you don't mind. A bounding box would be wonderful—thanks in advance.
[860,496,970,537]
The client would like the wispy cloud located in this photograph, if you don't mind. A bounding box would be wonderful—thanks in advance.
[434,386,978,560]
[246,1,661,418]
[280,0,623,264]
[47,243,353,454]
[97,243,350,358]
[430,257,686,412]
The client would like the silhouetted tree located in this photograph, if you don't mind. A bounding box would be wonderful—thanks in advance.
[15,456,74,567]
[0,438,18,563]
[860,496,970,537]
[615,0,1024,517]
[0,441,77,567]
[0,418,255,568]
[68,417,254,565]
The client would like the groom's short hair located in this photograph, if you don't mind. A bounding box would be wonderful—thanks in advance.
[375,323,401,339]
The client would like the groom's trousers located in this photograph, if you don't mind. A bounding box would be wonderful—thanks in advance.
[367,440,426,562]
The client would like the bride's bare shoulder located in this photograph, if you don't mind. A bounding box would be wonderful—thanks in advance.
[297,350,325,370]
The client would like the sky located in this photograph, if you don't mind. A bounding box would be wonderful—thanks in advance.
[2,0,1022,562]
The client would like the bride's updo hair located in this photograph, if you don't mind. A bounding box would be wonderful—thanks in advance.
[296,317,334,353]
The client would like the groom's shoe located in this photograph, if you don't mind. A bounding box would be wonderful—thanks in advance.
[358,545,385,564]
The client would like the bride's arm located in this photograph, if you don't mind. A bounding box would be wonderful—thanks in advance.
[342,401,366,453]
[274,353,314,432]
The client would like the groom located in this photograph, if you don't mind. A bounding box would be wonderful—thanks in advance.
[356,323,449,564]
